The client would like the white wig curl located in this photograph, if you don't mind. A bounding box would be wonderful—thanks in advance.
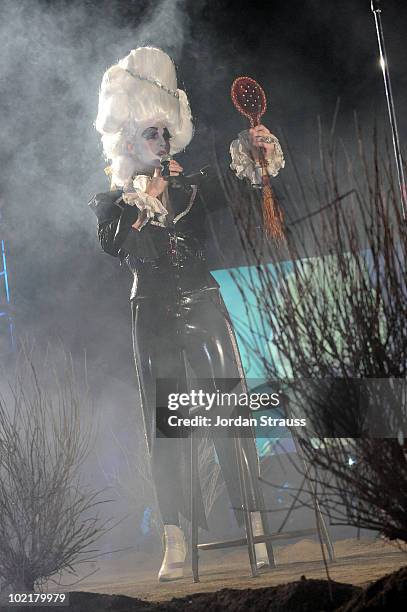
[95,47,194,185]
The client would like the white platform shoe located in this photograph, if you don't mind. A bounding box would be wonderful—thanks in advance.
[251,511,270,569]
[158,524,187,582]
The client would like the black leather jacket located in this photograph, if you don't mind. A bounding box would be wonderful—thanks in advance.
[89,181,220,300]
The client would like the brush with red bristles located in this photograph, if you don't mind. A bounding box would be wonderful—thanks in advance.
[231,76,285,242]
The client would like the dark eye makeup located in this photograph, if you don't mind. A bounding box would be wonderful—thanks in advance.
[141,127,158,140]
[141,127,172,140]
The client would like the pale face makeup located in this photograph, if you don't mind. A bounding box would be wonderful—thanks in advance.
[127,125,172,169]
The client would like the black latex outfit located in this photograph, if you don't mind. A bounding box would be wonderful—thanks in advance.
[90,177,259,529]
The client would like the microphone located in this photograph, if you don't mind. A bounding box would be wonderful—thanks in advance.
[160,154,172,178]
[159,155,213,187]
[160,154,186,188]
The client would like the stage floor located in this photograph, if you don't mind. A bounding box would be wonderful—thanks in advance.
[71,537,407,603]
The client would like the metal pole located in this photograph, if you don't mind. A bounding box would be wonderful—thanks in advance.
[371,0,406,218]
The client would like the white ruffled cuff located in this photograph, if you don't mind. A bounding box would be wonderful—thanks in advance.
[229,130,285,187]
[122,175,168,230]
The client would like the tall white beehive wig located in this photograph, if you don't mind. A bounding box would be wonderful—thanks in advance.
[95,47,194,186]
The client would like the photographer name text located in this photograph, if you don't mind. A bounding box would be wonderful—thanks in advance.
[167,414,307,428]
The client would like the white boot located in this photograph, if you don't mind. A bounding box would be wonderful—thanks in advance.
[158,524,187,582]
[251,511,269,569]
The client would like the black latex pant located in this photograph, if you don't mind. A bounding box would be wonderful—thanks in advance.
[131,285,258,528]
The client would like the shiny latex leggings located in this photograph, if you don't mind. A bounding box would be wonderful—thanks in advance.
[131,286,257,528]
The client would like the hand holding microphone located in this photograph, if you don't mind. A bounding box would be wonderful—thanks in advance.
[160,155,184,179]
[145,157,184,198]
[160,155,213,187]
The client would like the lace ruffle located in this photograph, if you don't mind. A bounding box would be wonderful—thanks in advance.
[230,130,285,187]
[122,175,168,230]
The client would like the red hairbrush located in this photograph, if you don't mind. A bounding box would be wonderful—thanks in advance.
[231,76,267,128]
[231,76,285,243]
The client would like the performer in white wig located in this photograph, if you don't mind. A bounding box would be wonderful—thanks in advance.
[90,46,284,582]
[96,46,193,187]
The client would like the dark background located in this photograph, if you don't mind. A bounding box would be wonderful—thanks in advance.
[0,0,406,386]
